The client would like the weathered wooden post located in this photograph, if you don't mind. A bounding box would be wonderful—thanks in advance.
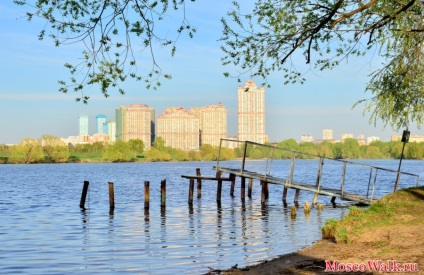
[161,179,166,208]
[294,189,300,204]
[264,181,269,199]
[248,178,253,198]
[304,201,311,215]
[80,181,90,208]
[108,182,115,212]
[188,179,194,205]
[216,172,222,203]
[313,193,319,205]
[196,168,202,198]
[282,186,288,203]
[241,176,246,201]
[230,173,236,197]
[144,181,150,210]
[261,180,266,205]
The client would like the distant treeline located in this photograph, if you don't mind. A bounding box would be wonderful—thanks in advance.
[0,136,423,164]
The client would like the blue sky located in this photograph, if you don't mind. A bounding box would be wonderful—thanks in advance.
[0,1,420,144]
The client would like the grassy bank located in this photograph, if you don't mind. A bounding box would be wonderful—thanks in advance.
[227,186,424,274]
[69,152,104,162]
[322,186,424,245]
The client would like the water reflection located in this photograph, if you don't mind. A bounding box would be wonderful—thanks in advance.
[160,215,167,248]
[1,160,421,274]
[81,209,90,246]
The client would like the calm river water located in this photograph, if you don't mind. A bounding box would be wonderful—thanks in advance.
[0,160,422,274]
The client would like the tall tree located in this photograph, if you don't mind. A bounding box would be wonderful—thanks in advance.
[103,140,134,162]
[221,0,424,130]
[277,139,299,158]
[342,138,360,159]
[128,139,145,155]
[9,138,44,164]
[41,134,70,163]
[14,0,197,102]
[152,136,166,150]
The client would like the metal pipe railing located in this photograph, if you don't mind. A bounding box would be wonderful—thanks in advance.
[370,169,379,203]
[366,168,373,199]
[216,138,420,200]
[341,162,347,198]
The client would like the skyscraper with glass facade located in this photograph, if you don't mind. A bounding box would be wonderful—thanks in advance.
[96,114,107,134]
[78,115,89,136]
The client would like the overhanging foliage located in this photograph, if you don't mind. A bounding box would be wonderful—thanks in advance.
[221,0,424,129]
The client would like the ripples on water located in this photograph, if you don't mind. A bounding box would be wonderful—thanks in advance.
[0,160,422,274]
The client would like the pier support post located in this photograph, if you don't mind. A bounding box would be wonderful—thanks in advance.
[282,187,288,203]
[241,177,246,201]
[313,193,319,205]
[294,189,300,204]
[80,181,89,209]
[108,182,115,213]
[217,179,222,203]
[248,178,253,198]
[216,171,223,203]
[261,181,267,205]
[188,179,194,205]
[196,168,202,198]
[331,196,336,204]
[230,174,236,197]
[144,181,150,210]
[265,181,269,199]
[161,179,166,208]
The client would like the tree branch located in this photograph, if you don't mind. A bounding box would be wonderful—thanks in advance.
[365,0,417,39]
[392,28,424,32]
[330,0,378,29]
[281,0,344,64]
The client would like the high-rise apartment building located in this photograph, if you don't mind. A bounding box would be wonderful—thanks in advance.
[367,136,380,144]
[157,107,200,150]
[323,129,334,140]
[301,135,314,143]
[340,133,353,142]
[357,134,366,145]
[104,120,116,143]
[96,114,107,134]
[190,103,227,147]
[78,115,89,136]
[238,80,265,144]
[116,104,155,148]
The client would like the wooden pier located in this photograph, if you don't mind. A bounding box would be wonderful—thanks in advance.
[208,139,421,206]
[213,167,372,205]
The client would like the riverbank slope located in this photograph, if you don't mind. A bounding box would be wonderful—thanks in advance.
[225,186,424,274]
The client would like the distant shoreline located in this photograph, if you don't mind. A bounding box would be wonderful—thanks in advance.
[0,156,403,165]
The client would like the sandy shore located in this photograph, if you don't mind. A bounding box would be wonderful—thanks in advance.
[219,188,424,275]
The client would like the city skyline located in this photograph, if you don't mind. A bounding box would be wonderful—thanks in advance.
[4,98,424,145]
[0,2,422,145]
[69,104,420,146]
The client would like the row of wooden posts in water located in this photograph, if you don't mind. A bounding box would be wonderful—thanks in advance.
[79,180,166,213]
[79,168,325,216]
